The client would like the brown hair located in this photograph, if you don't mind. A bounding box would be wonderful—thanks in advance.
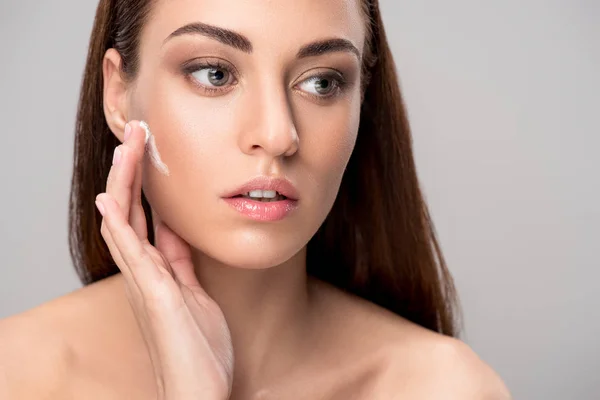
[69,0,463,337]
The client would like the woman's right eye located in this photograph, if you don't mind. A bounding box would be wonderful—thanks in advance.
[182,60,237,94]
[191,67,233,89]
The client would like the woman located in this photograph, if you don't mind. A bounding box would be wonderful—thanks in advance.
[0,0,511,398]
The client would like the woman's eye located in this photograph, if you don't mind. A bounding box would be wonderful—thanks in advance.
[190,66,232,89]
[297,75,344,99]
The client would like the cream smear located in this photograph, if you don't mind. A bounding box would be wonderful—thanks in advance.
[140,120,170,176]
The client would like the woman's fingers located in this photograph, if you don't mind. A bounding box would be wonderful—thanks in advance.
[105,121,147,240]
[97,204,129,277]
[127,122,149,240]
[105,140,133,222]
[96,193,143,288]
[96,192,174,303]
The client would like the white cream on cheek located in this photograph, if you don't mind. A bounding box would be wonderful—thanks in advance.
[140,120,170,176]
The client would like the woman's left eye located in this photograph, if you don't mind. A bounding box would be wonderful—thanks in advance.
[186,62,235,93]
[296,75,345,99]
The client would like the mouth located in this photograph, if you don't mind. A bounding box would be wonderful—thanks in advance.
[222,176,300,221]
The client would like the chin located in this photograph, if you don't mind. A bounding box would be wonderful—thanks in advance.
[192,230,309,270]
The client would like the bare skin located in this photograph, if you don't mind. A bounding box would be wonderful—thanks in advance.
[1,0,512,398]
[0,274,510,399]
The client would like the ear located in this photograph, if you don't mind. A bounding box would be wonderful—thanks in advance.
[102,48,129,143]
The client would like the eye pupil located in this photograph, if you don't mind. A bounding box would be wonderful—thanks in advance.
[315,78,333,94]
[208,68,227,86]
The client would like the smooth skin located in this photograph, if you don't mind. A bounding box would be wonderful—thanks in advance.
[0,0,512,398]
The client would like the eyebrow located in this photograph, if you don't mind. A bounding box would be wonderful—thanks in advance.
[163,22,361,61]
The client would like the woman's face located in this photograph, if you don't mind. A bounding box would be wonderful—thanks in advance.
[128,0,365,268]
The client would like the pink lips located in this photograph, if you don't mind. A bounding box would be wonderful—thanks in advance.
[221,176,300,221]
[222,197,298,221]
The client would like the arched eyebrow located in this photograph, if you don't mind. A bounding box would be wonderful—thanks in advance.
[162,21,361,61]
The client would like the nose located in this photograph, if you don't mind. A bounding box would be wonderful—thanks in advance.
[238,82,299,158]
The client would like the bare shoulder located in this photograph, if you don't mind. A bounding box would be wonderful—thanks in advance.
[0,274,151,399]
[374,334,512,399]
[0,288,83,399]
[311,279,512,399]
[0,313,69,399]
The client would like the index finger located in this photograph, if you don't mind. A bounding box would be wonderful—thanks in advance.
[105,121,148,238]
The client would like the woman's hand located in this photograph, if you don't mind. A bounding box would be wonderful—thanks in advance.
[94,121,234,400]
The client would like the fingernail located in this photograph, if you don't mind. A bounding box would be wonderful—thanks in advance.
[112,146,122,165]
[124,123,132,141]
[95,200,106,216]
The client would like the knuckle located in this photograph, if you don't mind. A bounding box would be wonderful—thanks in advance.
[100,223,108,238]
[143,285,181,321]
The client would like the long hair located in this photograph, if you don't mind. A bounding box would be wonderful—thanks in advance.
[69,0,463,337]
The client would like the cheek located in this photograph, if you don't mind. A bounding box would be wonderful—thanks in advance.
[141,77,247,194]
[137,81,239,229]
[298,101,360,197]
[148,81,236,164]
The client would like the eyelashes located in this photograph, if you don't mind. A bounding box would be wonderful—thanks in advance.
[180,58,350,101]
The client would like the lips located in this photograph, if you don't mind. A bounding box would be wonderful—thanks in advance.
[221,176,300,221]
[222,196,298,221]
[222,176,300,201]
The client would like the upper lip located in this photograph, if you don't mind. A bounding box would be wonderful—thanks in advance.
[223,176,300,200]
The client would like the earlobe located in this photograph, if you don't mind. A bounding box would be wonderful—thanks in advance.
[102,48,129,142]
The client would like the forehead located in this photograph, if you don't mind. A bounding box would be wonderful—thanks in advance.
[145,0,366,56]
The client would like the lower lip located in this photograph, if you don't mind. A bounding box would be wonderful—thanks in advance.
[222,197,299,221]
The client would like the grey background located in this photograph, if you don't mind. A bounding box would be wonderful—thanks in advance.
[1,1,598,399]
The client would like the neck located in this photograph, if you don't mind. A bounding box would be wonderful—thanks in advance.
[190,247,317,391]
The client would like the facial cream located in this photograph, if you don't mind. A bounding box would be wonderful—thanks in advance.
[140,120,170,176]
